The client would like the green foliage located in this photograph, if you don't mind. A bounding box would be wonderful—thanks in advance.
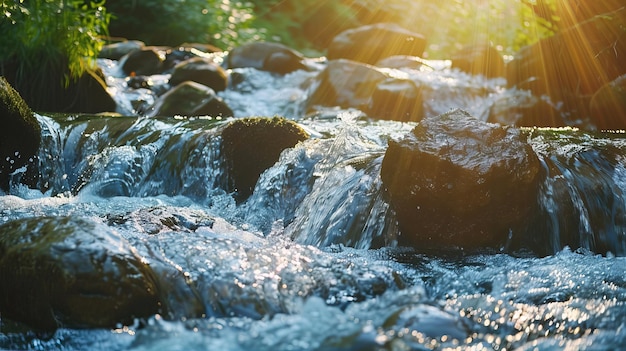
[0,0,110,85]
[106,0,264,49]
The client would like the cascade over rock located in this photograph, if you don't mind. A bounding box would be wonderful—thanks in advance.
[0,216,161,331]
[380,109,543,251]
[0,77,41,191]
[327,23,426,65]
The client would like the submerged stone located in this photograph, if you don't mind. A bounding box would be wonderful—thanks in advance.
[221,116,309,202]
[0,77,41,192]
[380,109,542,251]
[0,216,161,331]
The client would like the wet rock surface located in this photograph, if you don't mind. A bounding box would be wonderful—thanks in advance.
[0,216,161,331]
[380,109,543,251]
[145,81,233,117]
[221,116,309,202]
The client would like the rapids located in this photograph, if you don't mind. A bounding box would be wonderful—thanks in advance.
[1,58,626,350]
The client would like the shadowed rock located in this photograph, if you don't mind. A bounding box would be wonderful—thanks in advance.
[170,57,228,92]
[380,109,542,251]
[221,116,309,202]
[0,77,41,192]
[0,216,161,331]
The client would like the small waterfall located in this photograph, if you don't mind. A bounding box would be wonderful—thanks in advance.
[529,128,626,255]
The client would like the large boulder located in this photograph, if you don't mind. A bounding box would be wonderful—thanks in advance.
[0,77,41,192]
[0,216,161,331]
[169,57,228,92]
[220,116,309,202]
[589,74,626,130]
[380,109,543,251]
[306,59,424,122]
[144,81,233,117]
[327,23,426,65]
[226,42,308,75]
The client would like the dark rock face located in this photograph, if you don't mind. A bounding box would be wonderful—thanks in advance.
[380,109,543,251]
[506,7,626,100]
[327,23,426,65]
[119,47,165,76]
[589,74,626,130]
[226,42,307,74]
[487,89,566,127]
[307,59,424,122]
[221,117,309,202]
[145,81,233,117]
[0,77,41,192]
[451,44,505,78]
[169,57,228,92]
[0,216,161,331]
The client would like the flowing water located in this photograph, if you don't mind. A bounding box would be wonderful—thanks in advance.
[1,58,626,350]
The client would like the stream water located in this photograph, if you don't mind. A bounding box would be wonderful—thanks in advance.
[1,57,625,350]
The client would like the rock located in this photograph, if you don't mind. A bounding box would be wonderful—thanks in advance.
[1,59,116,114]
[0,216,161,331]
[507,7,626,98]
[169,57,228,92]
[370,78,423,122]
[327,23,426,65]
[589,74,626,130]
[65,67,118,114]
[98,40,145,60]
[0,77,41,192]
[220,116,309,202]
[376,55,428,70]
[451,44,505,78]
[300,1,361,49]
[307,59,387,112]
[226,42,307,74]
[380,109,542,251]
[487,89,566,127]
[119,46,165,76]
[307,59,424,122]
[145,81,233,117]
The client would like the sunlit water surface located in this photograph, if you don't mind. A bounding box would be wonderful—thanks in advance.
[1,58,625,350]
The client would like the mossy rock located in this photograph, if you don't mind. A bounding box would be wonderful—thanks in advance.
[0,77,41,191]
[221,116,309,202]
[0,216,161,331]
